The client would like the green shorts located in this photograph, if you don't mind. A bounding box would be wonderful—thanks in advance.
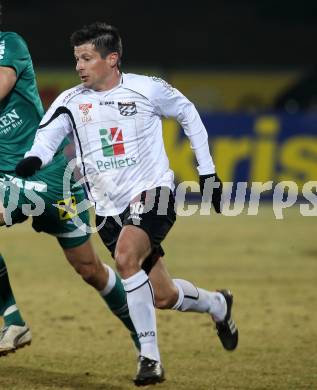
[0,155,91,249]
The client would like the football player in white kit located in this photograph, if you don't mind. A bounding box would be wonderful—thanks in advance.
[16,22,238,386]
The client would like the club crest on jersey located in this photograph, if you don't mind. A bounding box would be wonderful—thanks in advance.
[79,103,92,122]
[56,196,78,220]
[118,102,137,116]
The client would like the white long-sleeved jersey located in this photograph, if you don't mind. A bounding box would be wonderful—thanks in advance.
[26,73,215,216]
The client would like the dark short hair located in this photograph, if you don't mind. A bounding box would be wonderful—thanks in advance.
[70,22,122,66]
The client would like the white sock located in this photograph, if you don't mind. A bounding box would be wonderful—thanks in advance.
[122,270,160,362]
[99,264,116,296]
[172,279,227,322]
[3,305,19,317]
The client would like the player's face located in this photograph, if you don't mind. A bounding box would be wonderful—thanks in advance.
[74,43,119,91]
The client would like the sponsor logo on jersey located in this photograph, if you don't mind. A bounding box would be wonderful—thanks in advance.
[97,127,138,171]
[96,156,137,172]
[0,40,5,60]
[56,196,78,220]
[118,101,137,116]
[79,103,92,123]
[0,109,23,136]
[99,127,125,156]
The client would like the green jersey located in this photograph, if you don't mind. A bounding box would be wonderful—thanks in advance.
[0,32,90,249]
[0,32,68,173]
[0,31,45,171]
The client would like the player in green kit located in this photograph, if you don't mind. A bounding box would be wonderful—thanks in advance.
[0,2,139,356]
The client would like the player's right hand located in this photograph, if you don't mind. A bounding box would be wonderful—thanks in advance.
[15,156,42,178]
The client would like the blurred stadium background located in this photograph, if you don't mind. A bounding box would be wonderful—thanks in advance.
[1,1,316,389]
[3,0,317,195]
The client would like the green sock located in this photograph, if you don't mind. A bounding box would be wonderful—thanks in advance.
[0,254,25,327]
[102,272,140,352]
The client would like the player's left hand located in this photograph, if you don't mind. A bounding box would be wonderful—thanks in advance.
[199,173,223,213]
[15,156,42,178]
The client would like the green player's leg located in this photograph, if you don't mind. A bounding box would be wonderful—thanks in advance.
[0,253,31,356]
[63,241,140,352]
[0,254,25,327]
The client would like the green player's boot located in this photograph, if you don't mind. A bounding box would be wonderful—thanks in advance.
[0,323,32,356]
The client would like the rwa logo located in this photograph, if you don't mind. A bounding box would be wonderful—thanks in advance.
[97,127,137,171]
[100,127,125,157]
